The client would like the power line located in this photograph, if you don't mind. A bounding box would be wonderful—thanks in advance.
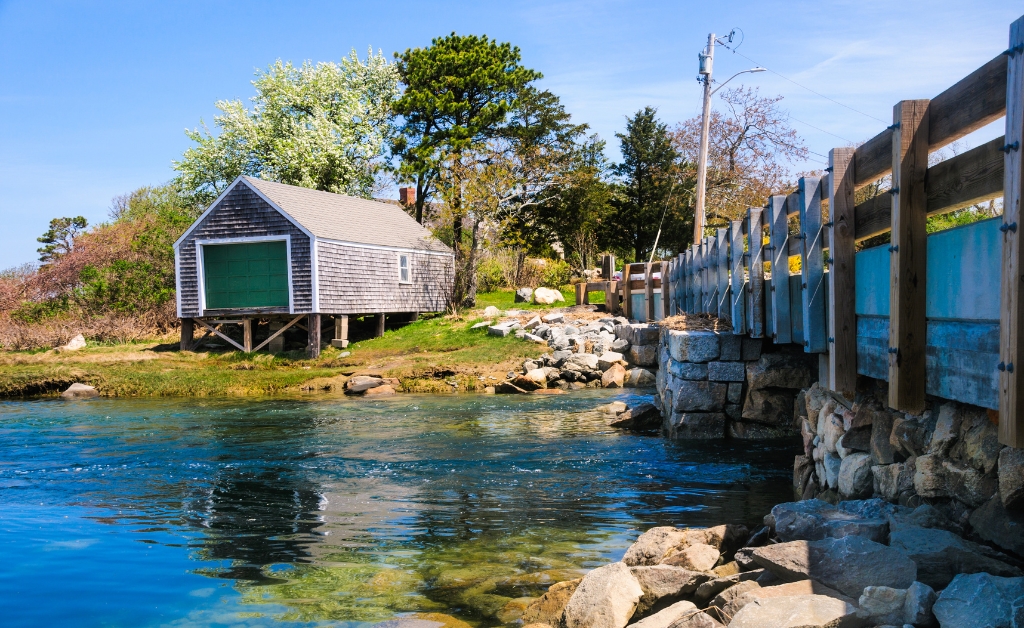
[785,113,856,144]
[719,44,890,125]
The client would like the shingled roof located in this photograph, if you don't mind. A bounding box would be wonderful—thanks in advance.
[239,177,451,253]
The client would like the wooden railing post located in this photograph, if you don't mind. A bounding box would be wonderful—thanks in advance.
[729,220,746,334]
[623,263,633,320]
[1001,16,1024,447]
[716,228,729,319]
[686,247,695,313]
[767,195,792,344]
[800,177,827,354]
[829,147,858,398]
[889,99,931,413]
[645,262,655,322]
[747,207,766,338]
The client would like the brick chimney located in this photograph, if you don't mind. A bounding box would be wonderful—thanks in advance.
[399,186,416,206]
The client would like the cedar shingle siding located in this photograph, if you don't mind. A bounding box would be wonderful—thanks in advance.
[176,185,313,317]
[175,178,454,318]
[316,241,452,313]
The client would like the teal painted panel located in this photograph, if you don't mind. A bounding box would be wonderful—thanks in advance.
[926,217,1001,321]
[856,244,890,317]
[632,294,646,322]
[653,294,663,321]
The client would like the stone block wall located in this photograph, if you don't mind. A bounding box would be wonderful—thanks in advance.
[795,379,1024,558]
[656,329,816,439]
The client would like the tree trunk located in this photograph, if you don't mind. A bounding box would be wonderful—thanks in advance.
[463,219,481,308]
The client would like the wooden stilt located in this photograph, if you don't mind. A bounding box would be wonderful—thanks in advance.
[376,313,386,337]
[409,312,419,322]
[268,319,285,352]
[307,314,321,359]
[332,315,349,349]
[242,318,253,353]
[180,318,194,351]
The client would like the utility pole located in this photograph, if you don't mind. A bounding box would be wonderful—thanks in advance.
[693,33,715,243]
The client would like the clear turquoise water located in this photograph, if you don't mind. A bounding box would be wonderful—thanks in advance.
[0,390,798,627]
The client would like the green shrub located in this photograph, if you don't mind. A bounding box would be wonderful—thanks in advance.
[540,259,572,288]
[476,256,506,293]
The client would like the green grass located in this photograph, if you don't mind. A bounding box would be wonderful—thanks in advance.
[0,292,560,397]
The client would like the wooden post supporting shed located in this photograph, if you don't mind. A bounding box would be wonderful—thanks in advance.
[829,147,858,398]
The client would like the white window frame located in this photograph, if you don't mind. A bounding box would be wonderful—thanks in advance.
[398,253,412,284]
[195,234,293,314]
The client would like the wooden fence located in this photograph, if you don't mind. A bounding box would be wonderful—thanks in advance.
[604,15,1024,447]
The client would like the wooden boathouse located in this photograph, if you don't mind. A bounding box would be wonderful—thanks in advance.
[173,176,454,356]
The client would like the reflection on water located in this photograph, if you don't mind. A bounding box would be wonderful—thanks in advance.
[0,391,797,627]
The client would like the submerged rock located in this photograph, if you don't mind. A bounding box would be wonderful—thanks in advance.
[521,578,580,626]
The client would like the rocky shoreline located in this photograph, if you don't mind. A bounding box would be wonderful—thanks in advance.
[503,493,1024,628]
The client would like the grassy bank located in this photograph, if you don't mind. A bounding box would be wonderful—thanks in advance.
[0,290,577,398]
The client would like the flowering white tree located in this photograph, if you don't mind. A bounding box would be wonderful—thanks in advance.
[174,49,399,202]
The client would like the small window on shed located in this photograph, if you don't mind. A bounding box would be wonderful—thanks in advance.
[399,254,411,283]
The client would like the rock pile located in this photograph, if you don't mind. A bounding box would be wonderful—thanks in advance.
[509,496,1024,628]
[344,375,400,396]
[488,315,662,393]
[794,381,1024,562]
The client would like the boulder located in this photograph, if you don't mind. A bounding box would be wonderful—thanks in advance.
[950,406,1001,474]
[667,330,720,363]
[470,321,492,329]
[693,571,764,602]
[561,562,643,628]
[836,427,871,457]
[629,600,698,628]
[602,364,626,388]
[718,580,853,621]
[707,361,744,382]
[346,376,385,393]
[741,337,762,360]
[667,412,725,440]
[932,572,1024,628]
[672,380,727,412]
[728,595,860,628]
[625,368,656,388]
[804,384,831,426]
[623,527,689,566]
[891,416,931,458]
[870,411,897,465]
[856,585,906,625]
[524,369,549,387]
[629,565,708,614]
[521,579,581,626]
[568,353,600,370]
[630,344,659,366]
[929,402,963,455]
[533,287,564,305]
[719,333,742,361]
[598,401,629,415]
[887,503,957,534]
[488,325,512,337]
[751,536,916,598]
[822,413,845,454]
[59,334,87,351]
[608,404,661,431]
[706,580,760,622]
[824,453,842,490]
[630,325,661,345]
[524,333,546,344]
[598,351,626,371]
[740,388,795,425]
[837,453,873,499]
[664,612,723,628]
[660,543,719,572]
[363,384,396,396]
[771,499,888,544]
[942,458,998,507]
[913,454,948,498]
[515,287,534,303]
[729,421,794,439]
[542,312,564,324]
[61,382,99,399]
[524,315,542,329]
[968,496,1024,558]
[889,526,1022,590]
[745,353,812,390]
[512,375,545,392]
[999,446,1024,511]
[902,581,937,627]
[483,306,501,318]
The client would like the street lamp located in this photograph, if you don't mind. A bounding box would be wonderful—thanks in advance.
[692,33,766,242]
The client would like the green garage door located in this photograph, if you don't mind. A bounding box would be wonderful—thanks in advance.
[203,241,289,309]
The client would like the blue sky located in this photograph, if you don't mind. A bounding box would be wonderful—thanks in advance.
[0,0,1018,269]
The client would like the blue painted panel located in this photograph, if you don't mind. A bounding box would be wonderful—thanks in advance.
[653,294,663,321]
[856,244,890,317]
[926,217,1001,321]
[632,294,646,322]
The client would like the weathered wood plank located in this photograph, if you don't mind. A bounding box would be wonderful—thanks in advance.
[829,147,858,397]
[889,99,931,413]
[747,207,766,338]
[623,261,633,320]
[855,138,1006,240]
[930,54,1008,151]
[800,177,827,353]
[716,228,728,319]
[854,129,894,189]
[684,248,694,313]
[767,195,792,344]
[729,220,745,333]
[1001,17,1024,447]
[645,262,656,322]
